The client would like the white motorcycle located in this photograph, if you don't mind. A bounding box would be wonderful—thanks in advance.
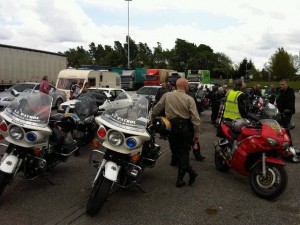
[0,91,78,199]
[86,93,162,216]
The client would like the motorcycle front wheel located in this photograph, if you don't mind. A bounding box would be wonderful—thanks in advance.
[0,171,11,198]
[250,163,288,199]
[86,172,113,216]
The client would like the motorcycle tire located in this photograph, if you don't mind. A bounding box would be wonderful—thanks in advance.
[214,150,230,172]
[86,172,113,216]
[249,163,288,200]
[0,171,10,198]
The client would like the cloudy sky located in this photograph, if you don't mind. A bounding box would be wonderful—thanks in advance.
[1,0,300,69]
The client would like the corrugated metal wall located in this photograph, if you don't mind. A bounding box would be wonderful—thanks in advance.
[0,45,67,86]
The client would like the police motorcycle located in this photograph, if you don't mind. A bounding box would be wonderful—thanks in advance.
[86,93,164,216]
[0,91,78,199]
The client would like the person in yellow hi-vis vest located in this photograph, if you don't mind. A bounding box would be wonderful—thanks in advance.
[223,79,248,120]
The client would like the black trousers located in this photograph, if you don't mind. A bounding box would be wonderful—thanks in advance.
[169,118,193,171]
[281,115,293,146]
[211,104,220,122]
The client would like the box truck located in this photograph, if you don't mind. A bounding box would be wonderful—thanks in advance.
[143,69,171,86]
[56,68,121,99]
[187,70,210,84]
[0,44,67,91]
[121,68,146,90]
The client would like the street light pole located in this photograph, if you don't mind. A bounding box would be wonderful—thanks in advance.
[125,0,132,69]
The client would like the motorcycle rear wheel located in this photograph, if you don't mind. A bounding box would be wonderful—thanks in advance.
[250,163,288,199]
[214,150,230,172]
[0,171,10,198]
[86,172,113,216]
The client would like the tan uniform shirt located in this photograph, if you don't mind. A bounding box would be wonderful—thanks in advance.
[151,89,201,139]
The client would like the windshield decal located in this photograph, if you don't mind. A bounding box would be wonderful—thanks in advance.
[12,110,42,122]
[105,113,137,126]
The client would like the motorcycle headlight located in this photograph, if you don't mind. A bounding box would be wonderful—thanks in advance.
[282,141,290,150]
[9,125,24,140]
[267,137,279,147]
[108,130,124,146]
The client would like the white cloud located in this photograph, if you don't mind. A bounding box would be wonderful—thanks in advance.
[0,0,300,69]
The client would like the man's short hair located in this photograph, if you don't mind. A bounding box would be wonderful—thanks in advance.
[280,78,289,84]
[234,79,243,89]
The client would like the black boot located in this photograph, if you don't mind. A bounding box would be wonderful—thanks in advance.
[188,168,198,186]
[194,152,206,161]
[176,169,186,188]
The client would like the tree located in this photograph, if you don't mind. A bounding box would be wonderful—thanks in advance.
[268,47,297,81]
[212,52,234,79]
[65,46,92,68]
[169,39,197,71]
[132,42,152,68]
[236,58,255,80]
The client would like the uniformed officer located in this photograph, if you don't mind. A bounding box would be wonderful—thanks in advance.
[151,78,200,188]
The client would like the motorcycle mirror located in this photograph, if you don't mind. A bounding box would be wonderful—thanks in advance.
[10,89,19,97]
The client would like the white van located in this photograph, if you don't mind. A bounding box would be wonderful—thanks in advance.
[56,68,121,99]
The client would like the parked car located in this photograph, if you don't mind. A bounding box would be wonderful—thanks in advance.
[58,88,130,113]
[0,82,67,111]
[136,86,161,102]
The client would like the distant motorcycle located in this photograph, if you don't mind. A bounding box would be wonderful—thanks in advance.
[195,89,210,113]
[0,91,78,199]
[86,93,162,216]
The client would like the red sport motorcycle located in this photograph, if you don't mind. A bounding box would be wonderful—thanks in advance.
[214,117,290,199]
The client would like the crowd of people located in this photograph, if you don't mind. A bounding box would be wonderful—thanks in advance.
[39,74,297,188]
[151,77,297,188]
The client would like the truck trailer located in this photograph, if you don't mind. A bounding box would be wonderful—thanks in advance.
[121,68,146,90]
[143,69,171,86]
[0,44,67,91]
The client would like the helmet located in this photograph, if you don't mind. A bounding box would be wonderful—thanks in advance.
[153,117,171,138]
[232,118,249,132]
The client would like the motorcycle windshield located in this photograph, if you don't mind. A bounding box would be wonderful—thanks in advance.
[101,92,149,133]
[260,119,282,132]
[262,103,279,118]
[196,90,205,97]
[74,93,98,119]
[3,93,53,128]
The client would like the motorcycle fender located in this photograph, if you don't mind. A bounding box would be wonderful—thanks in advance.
[0,155,19,173]
[251,157,286,170]
[265,157,286,166]
[104,161,120,182]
